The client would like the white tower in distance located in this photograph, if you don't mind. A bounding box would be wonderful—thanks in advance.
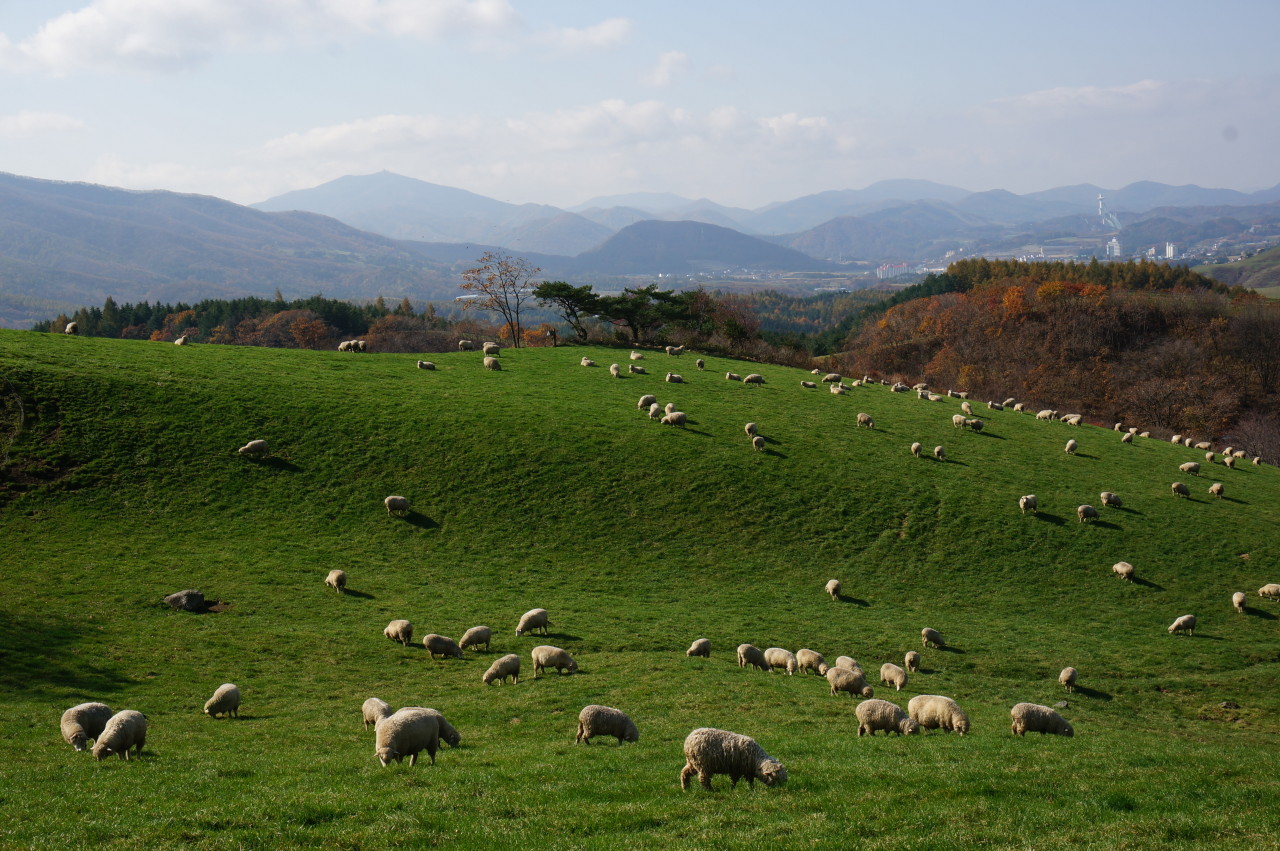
[1097,194,1121,230]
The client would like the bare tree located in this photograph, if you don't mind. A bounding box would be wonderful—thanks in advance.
[459,251,541,347]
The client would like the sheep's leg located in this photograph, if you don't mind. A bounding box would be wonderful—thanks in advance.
[699,771,714,791]
[680,764,696,789]
[408,753,417,766]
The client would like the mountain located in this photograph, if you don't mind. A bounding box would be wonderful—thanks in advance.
[567,220,837,275]
[748,180,972,234]
[0,172,455,327]
[1198,244,1280,290]
[784,202,997,261]
[568,191,693,213]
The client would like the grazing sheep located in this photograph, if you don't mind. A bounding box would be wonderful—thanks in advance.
[237,439,269,457]
[665,372,683,383]
[630,351,644,360]
[64,321,79,335]
[423,634,464,660]
[384,619,413,647]
[1019,494,1038,514]
[952,414,968,429]
[417,360,435,370]
[1065,415,1082,426]
[1223,456,1236,469]
[459,626,492,652]
[1059,667,1077,692]
[1259,584,1280,601]
[988,401,1004,411]
[745,422,758,437]
[61,702,114,751]
[92,710,147,761]
[576,705,639,745]
[856,412,874,428]
[966,419,984,432]
[163,589,205,612]
[1121,432,1133,444]
[1114,423,1123,432]
[796,649,827,675]
[1179,462,1200,475]
[661,411,687,427]
[665,402,676,414]
[827,666,874,698]
[1013,403,1024,412]
[737,643,771,672]
[835,656,862,673]
[1065,439,1078,455]
[1254,457,1263,465]
[203,683,241,719]
[680,728,787,790]
[1183,438,1194,447]
[384,495,410,516]
[1233,592,1246,613]
[458,340,474,351]
[1209,482,1224,498]
[629,364,647,375]
[638,394,657,410]
[1206,451,1216,462]
[821,373,842,384]
[1077,504,1099,523]
[1112,561,1135,581]
[921,628,944,649]
[174,336,187,346]
[363,698,392,730]
[961,401,974,416]
[879,662,908,691]
[856,699,919,737]
[482,342,500,356]
[482,356,502,371]
[1036,410,1056,420]
[907,695,970,735]
[904,651,920,673]
[516,608,550,636]
[1138,431,1150,438]
[1171,434,1182,444]
[482,653,521,685]
[1003,397,1016,407]
[648,403,662,420]
[1167,614,1197,636]
[725,372,742,381]
[696,358,705,370]
[1010,703,1073,737]
[686,638,711,658]
[825,579,841,601]
[1233,450,1246,459]
[375,708,440,767]
[1100,492,1122,508]
[800,380,817,388]
[911,442,922,458]
[580,357,595,367]
[743,374,765,386]
[1171,482,1190,498]
[531,645,578,677]
[410,708,461,748]
[928,393,945,402]
[751,435,766,451]
[934,445,945,461]
[830,384,848,395]
[763,648,798,675]
[1194,441,1212,451]
[665,345,683,356]
[325,569,347,593]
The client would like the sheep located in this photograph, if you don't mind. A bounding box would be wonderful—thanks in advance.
[1194,441,1212,451]
[725,372,742,381]
[458,340,474,351]
[821,373,842,384]
[1259,584,1280,601]
[384,619,413,647]
[751,435,766,451]
[1059,667,1077,692]
[1114,423,1123,432]
[743,374,765,386]
[355,340,368,352]
[921,627,944,649]
[1121,432,1133,444]
[661,411,687,427]
[856,699,919,737]
[665,402,676,414]
[907,695,970,735]
[1065,439,1078,455]
[1179,462,1200,475]
[1183,438,1194,447]
[325,569,347,593]
[531,645,578,677]
[1254,457,1263,466]
[696,358,705,370]
[830,384,848,395]
[92,710,147,761]
[1233,592,1246,614]
[417,360,435,370]
[1168,614,1197,636]
[879,662,908,691]
[1010,703,1073,737]
[363,698,392,730]
[891,383,910,393]
[423,634,464,660]
[987,401,1004,411]
[1100,492,1122,508]
[628,364,647,375]
[1209,482,1224,498]
[796,648,827,675]
[1223,456,1236,469]
[1003,397,1016,407]
[1112,561,1135,581]
[384,495,410,516]
[934,445,945,461]
[1171,434,1182,444]
[1019,495,1038,514]
[928,393,945,402]
[825,579,841,601]
[1138,431,1150,438]
[203,683,241,719]
[61,702,114,751]
[64,321,79,335]
[1171,482,1190,498]
[163,589,205,612]
[1233,450,1247,459]
[638,394,657,410]
[375,708,440,766]
[904,650,920,673]
[482,342,500,356]
[744,422,758,437]
[410,708,461,748]
[1036,410,1056,420]
[686,638,711,658]
[576,705,639,745]
[665,345,683,356]
[1222,446,1234,456]
[1013,403,1024,412]
[1205,451,1215,462]
[482,654,521,685]
[516,608,550,636]
[952,414,968,429]
[1065,415,1083,426]
[800,380,817,388]
[911,442,922,458]
[337,340,356,352]
[834,656,862,673]
[826,666,874,699]
[737,643,771,672]
[459,625,492,652]
[680,728,787,790]
[580,357,595,367]
[913,382,929,391]
[648,403,662,420]
[1077,504,1099,523]
[763,647,798,675]
[174,335,188,346]
[630,351,644,361]
[237,439,269,457]
[961,402,974,416]
[482,356,502,371]
[966,419,984,432]
[856,412,874,429]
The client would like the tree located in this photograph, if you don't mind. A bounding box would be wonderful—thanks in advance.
[595,284,688,344]
[460,251,541,347]
[532,281,600,341]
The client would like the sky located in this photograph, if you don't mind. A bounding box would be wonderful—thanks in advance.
[2,0,1279,209]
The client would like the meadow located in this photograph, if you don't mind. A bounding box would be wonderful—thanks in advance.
[1,329,1279,849]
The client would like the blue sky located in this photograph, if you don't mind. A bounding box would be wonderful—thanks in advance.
[2,1,1278,208]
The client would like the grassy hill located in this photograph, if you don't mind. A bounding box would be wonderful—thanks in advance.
[2,330,1279,849]
[1199,245,1280,290]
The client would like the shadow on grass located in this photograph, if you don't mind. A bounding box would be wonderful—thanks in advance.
[1245,607,1277,620]
[837,596,870,607]
[1074,452,1099,459]
[1132,576,1165,591]
[938,459,969,467]
[763,448,788,459]
[1086,520,1122,530]
[261,457,301,472]
[402,512,440,530]
[1115,506,1145,516]
[938,646,966,654]
[544,632,582,642]
[0,609,135,697]
[1073,685,1112,701]
[1222,496,1250,505]
[975,432,1007,440]
[1033,513,1067,526]
[342,589,374,600]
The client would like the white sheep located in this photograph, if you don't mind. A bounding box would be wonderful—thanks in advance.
[934,445,945,461]
[384,495,410,516]
[483,356,502,371]
[1205,451,1215,462]
[904,650,920,673]
[482,342,500,356]
[61,702,114,751]
[665,345,683,356]
[638,394,657,410]
[736,643,771,672]
[325,569,347,593]
[423,634,464,660]
[238,439,269,457]
[576,705,639,744]
[1232,592,1246,614]
[648,403,662,420]
[628,364,647,375]
[763,647,798,675]
[696,358,705,370]
[1077,504,1098,523]
[907,695,970,734]
[531,645,578,677]
[856,698,919,736]
[965,418,984,432]
[921,627,944,649]
[204,683,241,719]
[1121,432,1133,444]
[830,384,848,395]
[1259,584,1280,601]
[1036,410,1056,420]
[64,321,79,335]
[516,608,550,636]
[630,351,644,360]
[482,653,521,685]
[174,336,187,345]
[375,708,440,766]
[826,666,874,698]
[1058,667,1077,692]
[796,648,827,675]
[1179,462,1200,475]
[1171,482,1190,498]
[92,710,147,761]
[911,442,922,458]
[1013,403,1024,412]
[417,360,435,370]
[825,579,841,601]
[856,412,874,429]
[751,435,766,451]
[1100,492,1122,508]
[725,372,742,381]
[580,357,595,367]
[987,401,1004,411]
[409,707,461,748]
[1010,703,1073,737]
[835,656,862,672]
[801,380,817,388]
[1019,495,1038,514]
[1194,441,1212,450]
[961,402,974,416]
[384,619,413,646]
[743,373,765,386]
[879,662,908,691]
[679,728,787,790]
[1209,482,1224,498]
[1223,456,1236,469]
[953,414,967,428]
[821,373,842,384]
[1112,561,1135,581]
[1168,614,1197,636]
[459,626,492,652]
[1138,431,1150,438]
[363,698,392,730]
[661,411,687,427]
[458,340,474,351]
[744,422,758,437]
[686,638,711,658]
[1065,439,1078,455]
[665,402,676,414]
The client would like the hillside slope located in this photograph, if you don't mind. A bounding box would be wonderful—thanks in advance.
[1,331,1279,848]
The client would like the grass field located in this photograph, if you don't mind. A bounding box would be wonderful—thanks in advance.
[2,330,1279,849]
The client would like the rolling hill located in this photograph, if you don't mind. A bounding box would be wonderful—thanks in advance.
[2,329,1279,848]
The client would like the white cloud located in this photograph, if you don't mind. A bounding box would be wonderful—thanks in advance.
[0,110,85,137]
[536,17,631,51]
[642,50,689,87]
[975,79,1170,123]
[263,114,483,157]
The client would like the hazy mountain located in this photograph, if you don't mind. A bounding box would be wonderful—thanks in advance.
[784,202,996,262]
[750,180,972,233]
[567,220,837,275]
[575,206,655,230]
[569,191,693,214]
[953,189,1083,224]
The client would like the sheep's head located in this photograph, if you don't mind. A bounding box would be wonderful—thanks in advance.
[1060,721,1075,737]
[376,747,399,766]
[861,686,875,698]
[623,722,640,743]
[757,760,788,787]
[92,743,113,761]
[69,732,88,751]
[952,713,971,735]
[900,718,921,735]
